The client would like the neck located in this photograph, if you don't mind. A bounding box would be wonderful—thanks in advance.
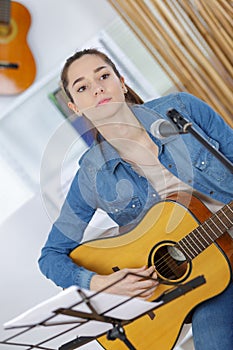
[94,103,143,144]
[93,104,159,165]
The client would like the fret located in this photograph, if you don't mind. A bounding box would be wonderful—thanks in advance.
[202,221,219,239]
[222,209,233,225]
[208,217,225,235]
[179,236,199,258]
[226,203,233,213]
[179,227,211,259]
[182,237,198,257]
[0,0,11,25]
[185,237,199,255]
[215,215,229,230]
[224,203,233,225]
[190,228,208,249]
[196,226,213,244]
[194,228,210,247]
[177,239,194,260]
[210,210,232,232]
[176,201,233,260]
[187,232,202,253]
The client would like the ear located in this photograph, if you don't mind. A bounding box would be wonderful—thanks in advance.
[120,76,128,94]
[68,101,81,115]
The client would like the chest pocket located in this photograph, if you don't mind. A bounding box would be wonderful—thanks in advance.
[107,196,142,226]
[193,137,227,182]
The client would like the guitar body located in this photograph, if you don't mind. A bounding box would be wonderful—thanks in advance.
[0,1,36,94]
[70,194,233,350]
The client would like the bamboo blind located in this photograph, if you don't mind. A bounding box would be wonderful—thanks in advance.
[108,0,233,127]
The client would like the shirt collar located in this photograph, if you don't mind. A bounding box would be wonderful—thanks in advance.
[87,103,178,173]
[131,104,178,145]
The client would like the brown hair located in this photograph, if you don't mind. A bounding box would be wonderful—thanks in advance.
[60,48,144,105]
[60,48,144,143]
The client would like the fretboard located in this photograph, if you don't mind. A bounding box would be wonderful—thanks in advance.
[0,0,11,25]
[176,201,233,260]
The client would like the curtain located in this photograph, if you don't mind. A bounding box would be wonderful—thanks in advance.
[108,0,233,127]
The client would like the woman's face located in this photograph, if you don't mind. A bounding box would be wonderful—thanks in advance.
[67,54,127,123]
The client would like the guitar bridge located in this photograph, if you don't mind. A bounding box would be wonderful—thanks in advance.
[0,61,18,69]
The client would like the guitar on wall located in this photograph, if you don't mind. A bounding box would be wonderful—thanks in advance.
[0,0,36,95]
[70,192,233,350]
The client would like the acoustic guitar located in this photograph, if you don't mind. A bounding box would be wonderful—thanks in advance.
[0,0,36,95]
[70,192,233,350]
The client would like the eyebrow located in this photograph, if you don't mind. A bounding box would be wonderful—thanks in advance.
[72,65,107,87]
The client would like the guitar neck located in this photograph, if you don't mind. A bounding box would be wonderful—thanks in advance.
[177,201,233,260]
[0,0,11,35]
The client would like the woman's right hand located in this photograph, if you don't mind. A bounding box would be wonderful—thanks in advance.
[90,265,158,300]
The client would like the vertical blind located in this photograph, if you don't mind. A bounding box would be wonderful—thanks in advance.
[108,0,233,127]
[101,20,176,96]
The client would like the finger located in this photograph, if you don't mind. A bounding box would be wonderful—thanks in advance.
[151,272,158,280]
[130,266,147,273]
[146,265,156,275]
[134,279,158,291]
[134,285,158,299]
[133,266,156,279]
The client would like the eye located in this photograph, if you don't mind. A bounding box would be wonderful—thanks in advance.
[77,85,87,93]
[100,73,110,80]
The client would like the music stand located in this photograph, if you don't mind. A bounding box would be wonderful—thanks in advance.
[0,273,205,350]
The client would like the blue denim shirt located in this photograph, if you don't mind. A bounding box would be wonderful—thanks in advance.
[38,92,233,289]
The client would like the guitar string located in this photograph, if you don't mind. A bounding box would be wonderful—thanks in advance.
[154,205,233,269]
[148,208,233,279]
[153,228,215,279]
[150,229,202,277]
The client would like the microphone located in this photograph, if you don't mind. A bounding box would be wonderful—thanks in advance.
[150,119,180,139]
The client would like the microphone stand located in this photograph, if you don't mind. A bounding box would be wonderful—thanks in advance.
[166,109,233,173]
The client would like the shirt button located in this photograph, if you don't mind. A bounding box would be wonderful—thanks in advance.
[152,193,157,197]
[132,204,136,208]
[201,161,205,165]
[115,208,119,212]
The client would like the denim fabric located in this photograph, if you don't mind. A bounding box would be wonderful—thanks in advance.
[192,282,233,350]
[38,92,233,289]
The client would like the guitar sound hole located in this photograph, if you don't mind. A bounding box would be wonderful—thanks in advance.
[153,244,188,281]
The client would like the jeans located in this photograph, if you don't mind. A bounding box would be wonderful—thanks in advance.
[192,282,233,350]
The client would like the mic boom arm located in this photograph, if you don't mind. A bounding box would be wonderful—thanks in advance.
[166,109,233,173]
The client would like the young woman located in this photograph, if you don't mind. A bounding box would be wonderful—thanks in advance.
[39,48,233,349]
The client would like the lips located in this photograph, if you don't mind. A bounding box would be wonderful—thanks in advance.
[97,98,112,106]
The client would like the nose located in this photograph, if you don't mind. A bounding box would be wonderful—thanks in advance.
[93,83,104,96]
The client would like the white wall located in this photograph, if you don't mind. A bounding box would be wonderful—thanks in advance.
[0,0,117,346]
[0,2,193,349]
[0,0,116,117]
